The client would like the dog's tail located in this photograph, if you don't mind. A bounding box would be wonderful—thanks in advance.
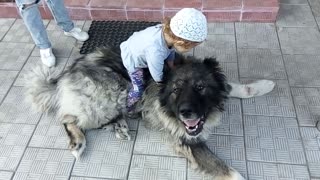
[25,66,60,113]
[176,143,245,180]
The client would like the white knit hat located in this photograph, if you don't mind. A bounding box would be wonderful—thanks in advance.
[170,8,207,42]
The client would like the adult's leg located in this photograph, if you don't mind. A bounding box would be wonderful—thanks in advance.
[45,0,74,32]
[45,0,89,41]
[15,0,51,49]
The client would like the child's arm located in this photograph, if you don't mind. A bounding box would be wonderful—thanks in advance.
[146,49,165,83]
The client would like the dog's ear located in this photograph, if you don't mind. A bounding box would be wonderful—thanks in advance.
[158,83,170,106]
[203,57,225,76]
[203,57,219,70]
[203,57,229,95]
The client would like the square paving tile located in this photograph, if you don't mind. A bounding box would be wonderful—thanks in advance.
[0,42,34,71]
[284,55,320,87]
[247,161,310,180]
[0,171,14,180]
[13,148,74,180]
[244,115,306,164]
[0,123,35,171]
[241,79,296,117]
[194,34,237,62]
[0,18,15,40]
[292,88,320,126]
[0,70,18,100]
[238,49,287,79]
[235,23,280,49]
[0,145,26,172]
[308,0,320,17]
[84,128,137,152]
[29,115,69,149]
[128,155,187,180]
[207,23,234,35]
[221,62,239,83]
[0,123,35,147]
[212,98,243,136]
[14,56,68,86]
[205,134,247,177]
[133,122,178,157]
[278,27,320,55]
[277,4,317,27]
[72,130,135,179]
[0,87,42,124]
[2,19,49,43]
[300,127,320,177]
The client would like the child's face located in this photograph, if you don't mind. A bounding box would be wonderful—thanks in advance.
[174,41,202,53]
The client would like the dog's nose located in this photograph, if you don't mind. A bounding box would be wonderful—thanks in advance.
[179,103,193,117]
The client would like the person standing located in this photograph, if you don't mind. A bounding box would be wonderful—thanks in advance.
[15,0,89,67]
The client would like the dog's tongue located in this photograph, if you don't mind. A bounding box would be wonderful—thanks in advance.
[184,119,200,127]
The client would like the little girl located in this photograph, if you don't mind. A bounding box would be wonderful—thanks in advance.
[120,8,207,117]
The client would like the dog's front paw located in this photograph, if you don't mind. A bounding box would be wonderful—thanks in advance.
[114,119,131,141]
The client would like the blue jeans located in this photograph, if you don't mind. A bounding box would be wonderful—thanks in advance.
[15,0,74,49]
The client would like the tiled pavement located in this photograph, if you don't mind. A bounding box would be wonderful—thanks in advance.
[1,1,320,180]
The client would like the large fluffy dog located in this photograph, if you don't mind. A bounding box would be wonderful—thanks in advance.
[25,47,274,180]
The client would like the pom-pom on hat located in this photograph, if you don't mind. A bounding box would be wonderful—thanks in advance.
[170,8,207,42]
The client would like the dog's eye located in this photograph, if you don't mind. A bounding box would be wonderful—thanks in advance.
[173,87,180,93]
[195,85,204,91]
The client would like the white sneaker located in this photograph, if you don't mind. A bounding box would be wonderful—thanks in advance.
[64,27,89,41]
[40,48,56,67]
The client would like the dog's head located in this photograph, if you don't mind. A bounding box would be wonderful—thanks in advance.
[159,56,230,138]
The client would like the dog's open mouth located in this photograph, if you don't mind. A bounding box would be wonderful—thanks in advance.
[182,117,205,136]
